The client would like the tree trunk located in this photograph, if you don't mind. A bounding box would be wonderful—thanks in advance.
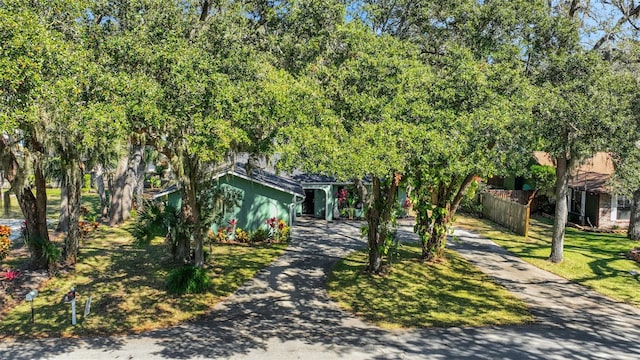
[450,174,478,218]
[63,165,82,264]
[185,187,204,267]
[412,173,432,259]
[417,211,432,259]
[425,211,448,261]
[57,185,70,232]
[93,163,109,220]
[628,189,640,241]
[108,145,144,225]
[367,177,383,273]
[1,136,52,270]
[17,159,52,270]
[355,178,368,209]
[184,159,204,267]
[550,155,569,263]
[3,190,10,216]
[134,154,146,210]
[366,174,400,273]
[175,188,193,265]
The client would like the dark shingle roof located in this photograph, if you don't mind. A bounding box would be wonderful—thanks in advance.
[290,171,372,185]
[214,163,305,198]
[290,173,339,184]
[152,163,305,200]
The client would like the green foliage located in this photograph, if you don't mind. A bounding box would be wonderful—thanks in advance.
[459,180,485,216]
[41,240,61,274]
[529,164,556,194]
[132,201,166,246]
[82,174,91,190]
[234,228,250,243]
[250,228,271,244]
[532,52,632,161]
[148,175,161,189]
[197,185,243,235]
[166,265,211,295]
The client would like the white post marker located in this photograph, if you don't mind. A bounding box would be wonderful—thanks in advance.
[71,297,76,325]
[64,286,78,325]
[84,296,92,319]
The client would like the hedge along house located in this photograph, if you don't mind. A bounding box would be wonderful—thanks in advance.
[154,163,305,233]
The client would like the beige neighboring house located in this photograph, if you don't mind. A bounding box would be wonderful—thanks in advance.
[544,152,631,229]
[487,152,630,229]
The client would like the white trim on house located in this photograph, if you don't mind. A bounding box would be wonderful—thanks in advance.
[611,194,618,222]
[580,190,587,222]
[301,186,331,222]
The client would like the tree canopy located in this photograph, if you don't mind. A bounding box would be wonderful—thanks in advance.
[1,0,638,272]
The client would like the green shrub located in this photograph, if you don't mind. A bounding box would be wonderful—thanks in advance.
[83,174,91,189]
[277,226,291,243]
[148,175,161,189]
[459,180,484,216]
[251,228,271,243]
[234,228,250,243]
[132,201,166,246]
[166,265,211,295]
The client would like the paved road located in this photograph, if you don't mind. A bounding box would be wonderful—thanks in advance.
[1,219,639,359]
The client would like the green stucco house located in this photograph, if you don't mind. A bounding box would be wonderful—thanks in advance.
[155,163,305,232]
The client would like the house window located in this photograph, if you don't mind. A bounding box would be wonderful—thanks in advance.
[618,195,632,209]
[617,195,632,221]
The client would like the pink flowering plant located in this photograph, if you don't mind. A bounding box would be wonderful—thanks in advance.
[335,189,348,205]
[2,268,20,281]
[335,187,359,219]
[265,217,290,243]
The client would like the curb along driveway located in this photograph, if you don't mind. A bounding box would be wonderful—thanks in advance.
[1,218,639,359]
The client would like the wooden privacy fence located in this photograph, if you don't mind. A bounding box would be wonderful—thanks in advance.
[482,193,530,237]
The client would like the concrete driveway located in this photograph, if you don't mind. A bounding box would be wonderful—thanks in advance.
[1,218,639,359]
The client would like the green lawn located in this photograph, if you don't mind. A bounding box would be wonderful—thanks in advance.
[1,188,102,221]
[1,188,286,338]
[1,189,101,270]
[1,223,286,338]
[455,214,640,306]
[327,242,533,329]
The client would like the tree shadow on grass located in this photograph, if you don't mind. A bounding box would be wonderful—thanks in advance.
[2,219,640,359]
[145,220,640,359]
